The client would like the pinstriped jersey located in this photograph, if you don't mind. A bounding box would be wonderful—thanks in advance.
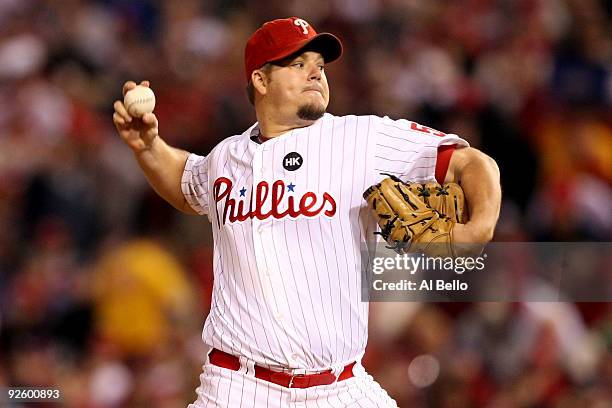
[181,113,468,371]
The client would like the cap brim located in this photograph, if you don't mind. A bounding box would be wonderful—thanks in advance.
[267,33,343,65]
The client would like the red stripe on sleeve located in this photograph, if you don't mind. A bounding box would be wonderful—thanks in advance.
[435,145,456,184]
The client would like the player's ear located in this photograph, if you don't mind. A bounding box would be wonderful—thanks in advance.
[252,69,269,96]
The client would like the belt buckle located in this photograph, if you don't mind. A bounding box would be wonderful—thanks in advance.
[288,373,303,388]
[289,372,312,388]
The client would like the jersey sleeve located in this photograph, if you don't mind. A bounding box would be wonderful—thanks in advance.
[181,153,210,215]
[373,116,469,183]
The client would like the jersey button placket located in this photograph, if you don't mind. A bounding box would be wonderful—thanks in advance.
[260,145,288,327]
[253,142,288,332]
[251,144,271,300]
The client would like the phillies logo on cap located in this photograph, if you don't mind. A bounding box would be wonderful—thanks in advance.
[293,18,310,35]
[244,17,343,82]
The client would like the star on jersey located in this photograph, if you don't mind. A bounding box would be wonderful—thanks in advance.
[287,183,295,192]
[239,187,246,197]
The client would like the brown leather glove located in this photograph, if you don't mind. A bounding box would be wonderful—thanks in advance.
[363,175,467,257]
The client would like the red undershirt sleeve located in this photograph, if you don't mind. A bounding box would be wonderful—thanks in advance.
[435,144,456,184]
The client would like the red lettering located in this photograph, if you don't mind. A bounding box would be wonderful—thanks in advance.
[427,127,447,137]
[224,197,236,224]
[286,195,300,218]
[299,192,318,216]
[213,177,232,226]
[271,180,285,218]
[410,122,430,133]
[213,177,232,202]
[322,193,337,216]
[212,177,337,224]
[410,122,447,137]
[254,181,271,220]
[235,194,252,222]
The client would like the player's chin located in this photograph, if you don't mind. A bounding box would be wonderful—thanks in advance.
[296,102,326,121]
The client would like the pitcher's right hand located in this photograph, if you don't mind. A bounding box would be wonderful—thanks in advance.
[113,80,159,153]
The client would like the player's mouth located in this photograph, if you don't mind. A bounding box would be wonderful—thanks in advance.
[303,86,323,95]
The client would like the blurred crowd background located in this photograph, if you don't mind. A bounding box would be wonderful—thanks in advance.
[0,0,611,407]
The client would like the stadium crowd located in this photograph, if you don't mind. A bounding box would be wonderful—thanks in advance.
[0,0,610,406]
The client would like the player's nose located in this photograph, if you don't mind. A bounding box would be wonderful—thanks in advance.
[307,64,322,81]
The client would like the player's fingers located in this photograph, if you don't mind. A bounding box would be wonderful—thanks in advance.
[142,112,158,127]
[145,127,159,141]
[113,100,132,122]
[139,80,150,87]
[113,112,126,126]
[142,113,159,141]
[122,81,137,96]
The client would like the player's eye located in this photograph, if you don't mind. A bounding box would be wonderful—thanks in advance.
[318,65,325,71]
[292,62,305,68]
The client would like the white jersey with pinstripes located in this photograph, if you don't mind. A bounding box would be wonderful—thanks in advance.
[181,113,468,371]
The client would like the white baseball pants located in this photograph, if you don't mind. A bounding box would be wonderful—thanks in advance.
[187,356,398,407]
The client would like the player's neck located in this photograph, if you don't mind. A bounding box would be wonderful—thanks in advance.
[256,114,315,139]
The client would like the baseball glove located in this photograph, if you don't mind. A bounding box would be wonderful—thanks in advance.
[363,175,467,257]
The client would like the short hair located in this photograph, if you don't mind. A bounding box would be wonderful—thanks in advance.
[246,63,272,105]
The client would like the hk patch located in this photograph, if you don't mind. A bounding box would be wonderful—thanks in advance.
[283,152,303,171]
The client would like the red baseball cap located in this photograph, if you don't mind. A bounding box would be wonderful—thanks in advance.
[244,17,343,82]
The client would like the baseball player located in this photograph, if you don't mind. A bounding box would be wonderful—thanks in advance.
[112,17,501,408]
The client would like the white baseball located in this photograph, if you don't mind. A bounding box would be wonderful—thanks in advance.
[124,85,156,117]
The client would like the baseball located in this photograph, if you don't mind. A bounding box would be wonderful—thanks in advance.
[124,85,155,117]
